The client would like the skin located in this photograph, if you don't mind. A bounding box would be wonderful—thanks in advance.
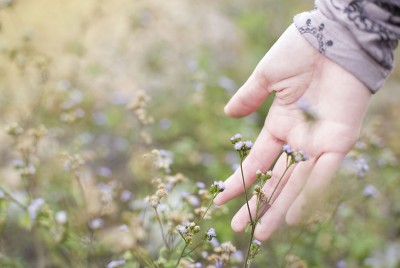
[213,24,371,241]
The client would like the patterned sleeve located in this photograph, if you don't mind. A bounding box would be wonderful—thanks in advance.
[294,0,400,93]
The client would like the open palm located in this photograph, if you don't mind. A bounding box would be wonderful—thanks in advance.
[214,24,371,241]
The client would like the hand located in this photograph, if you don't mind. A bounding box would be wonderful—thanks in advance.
[214,24,371,241]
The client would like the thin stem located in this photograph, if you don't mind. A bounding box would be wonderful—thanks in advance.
[75,174,87,206]
[244,227,256,268]
[268,163,291,204]
[175,243,189,268]
[0,186,26,208]
[198,194,216,224]
[154,207,170,250]
[182,238,206,257]
[240,158,254,225]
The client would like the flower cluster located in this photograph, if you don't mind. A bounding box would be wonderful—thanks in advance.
[206,227,217,241]
[210,180,226,196]
[205,241,238,267]
[247,240,262,265]
[283,144,309,163]
[253,170,272,204]
[296,97,318,122]
[177,221,201,244]
[146,178,168,208]
[231,133,253,158]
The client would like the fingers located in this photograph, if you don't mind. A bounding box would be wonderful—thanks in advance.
[230,152,295,232]
[286,152,344,225]
[253,160,314,241]
[224,65,271,118]
[214,128,283,206]
[228,152,343,241]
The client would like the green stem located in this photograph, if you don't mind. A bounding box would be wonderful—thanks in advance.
[182,238,206,257]
[175,243,189,268]
[240,158,254,226]
[0,186,26,209]
[244,225,256,268]
[198,194,216,224]
[268,163,291,204]
[154,207,170,250]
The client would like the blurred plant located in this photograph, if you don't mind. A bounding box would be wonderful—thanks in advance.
[230,134,309,267]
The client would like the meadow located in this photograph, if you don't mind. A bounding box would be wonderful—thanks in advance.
[0,0,400,267]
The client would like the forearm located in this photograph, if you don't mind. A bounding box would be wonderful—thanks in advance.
[294,0,400,93]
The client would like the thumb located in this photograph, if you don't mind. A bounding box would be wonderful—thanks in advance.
[224,64,271,118]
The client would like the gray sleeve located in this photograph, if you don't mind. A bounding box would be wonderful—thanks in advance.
[293,0,400,93]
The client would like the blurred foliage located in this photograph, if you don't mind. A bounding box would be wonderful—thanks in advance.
[0,0,400,267]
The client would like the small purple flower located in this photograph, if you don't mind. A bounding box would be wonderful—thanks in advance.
[234,141,244,151]
[211,181,226,194]
[206,228,216,240]
[96,166,112,178]
[194,262,202,268]
[28,198,45,221]
[282,144,293,154]
[188,195,200,207]
[88,218,104,230]
[177,225,188,234]
[336,259,347,268]
[294,150,309,163]
[106,259,126,268]
[301,150,309,161]
[296,97,311,110]
[215,260,223,268]
[12,159,25,168]
[230,133,242,144]
[244,140,253,149]
[196,182,206,189]
[120,190,132,202]
[253,239,262,246]
[181,191,190,199]
[215,181,226,191]
[118,224,130,232]
[355,158,369,178]
[363,184,378,198]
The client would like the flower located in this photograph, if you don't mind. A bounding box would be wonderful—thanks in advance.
[206,227,217,240]
[355,158,369,178]
[211,181,226,195]
[215,260,223,268]
[244,140,253,149]
[106,259,126,268]
[282,144,293,154]
[336,259,347,268]
[55,211,68,225]
[294,150,309,163]
[118,224,130,232]
[296,97,317,121]
[363,184,378,198]
[88,218,104,230]
[120,190,132,202]
[234,141,244,151]
[196,182,206,189]
[215,181,225,191]
[230,133,242,144]
[96,166,112,178]
[177,225,188,234]
[28,198,45,221]
[253,239,262,246]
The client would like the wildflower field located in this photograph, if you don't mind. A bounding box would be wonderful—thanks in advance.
[1,0,400,267]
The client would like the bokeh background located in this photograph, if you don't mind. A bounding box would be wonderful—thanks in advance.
[0,0,400,267]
